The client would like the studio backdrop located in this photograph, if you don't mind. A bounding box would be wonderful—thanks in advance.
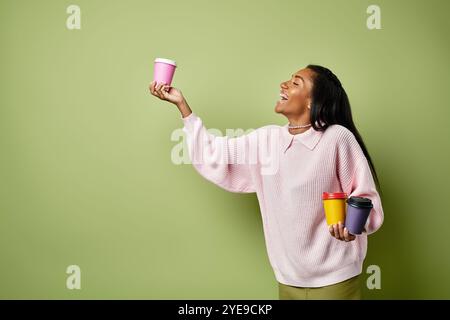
[1,0,449,299]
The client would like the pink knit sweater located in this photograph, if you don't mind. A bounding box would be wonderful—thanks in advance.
[181,112,384,287]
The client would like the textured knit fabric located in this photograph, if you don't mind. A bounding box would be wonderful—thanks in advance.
[181,112,384,287]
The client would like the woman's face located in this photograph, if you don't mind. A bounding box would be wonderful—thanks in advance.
[275,68,315,116]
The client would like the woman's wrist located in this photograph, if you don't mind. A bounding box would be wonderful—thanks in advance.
[177,99,192,118]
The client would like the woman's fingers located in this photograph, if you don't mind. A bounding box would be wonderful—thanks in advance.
[150,81,162,98]
[344,227,356,242]
[161,85,169,97]
[156,82,165,99]
[149,81,155,94]
[329,223,356,242]
[333,224,340,240]
[149,81,183,106]
[155,82,161,95]
[160,83,169,97]
[338,222,345,239]
[344,227,350,241]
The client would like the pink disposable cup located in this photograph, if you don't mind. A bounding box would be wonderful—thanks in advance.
[153,58,177,86]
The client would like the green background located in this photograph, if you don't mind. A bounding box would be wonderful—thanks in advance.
[1,0,449,299]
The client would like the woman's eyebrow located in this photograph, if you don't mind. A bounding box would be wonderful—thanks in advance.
[291,74,305,83]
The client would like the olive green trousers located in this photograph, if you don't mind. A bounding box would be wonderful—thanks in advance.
[278,274,362,300]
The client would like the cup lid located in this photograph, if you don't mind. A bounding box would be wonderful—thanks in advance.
[154,58,177,67]
[322,192,347,200]
[347,196,373,208]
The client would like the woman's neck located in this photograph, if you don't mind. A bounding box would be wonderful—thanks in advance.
[287,113,311,135]
[288,127,310,135]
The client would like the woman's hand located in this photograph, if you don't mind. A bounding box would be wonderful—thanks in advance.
[149,80,185,106]
[329,222,356,242]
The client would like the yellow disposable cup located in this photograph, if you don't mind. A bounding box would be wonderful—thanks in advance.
[322,192,348,225]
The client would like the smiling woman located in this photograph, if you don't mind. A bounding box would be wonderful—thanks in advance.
[276,65,381,195]
[274,68,315,130]
[149,64,384,300]
[279,74,303,100]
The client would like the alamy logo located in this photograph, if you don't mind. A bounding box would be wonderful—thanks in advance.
[66,5,81,30]
[170,127,281,176]
[367,5,382,30]
[66,265,81,290]
[366,265,381,289]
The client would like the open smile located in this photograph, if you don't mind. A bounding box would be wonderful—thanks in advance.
[279,92,289,103]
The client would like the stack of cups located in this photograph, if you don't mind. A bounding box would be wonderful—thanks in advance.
[322,192,373,235]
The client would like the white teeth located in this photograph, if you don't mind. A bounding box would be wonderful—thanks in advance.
[279,93,288,100]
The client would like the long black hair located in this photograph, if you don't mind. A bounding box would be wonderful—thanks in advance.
[306,64,382,196]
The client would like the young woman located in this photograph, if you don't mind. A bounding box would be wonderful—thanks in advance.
[149,64,384,300]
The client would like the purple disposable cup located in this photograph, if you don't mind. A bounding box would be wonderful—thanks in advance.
[153,58,177,86]
[345,197,373,235]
